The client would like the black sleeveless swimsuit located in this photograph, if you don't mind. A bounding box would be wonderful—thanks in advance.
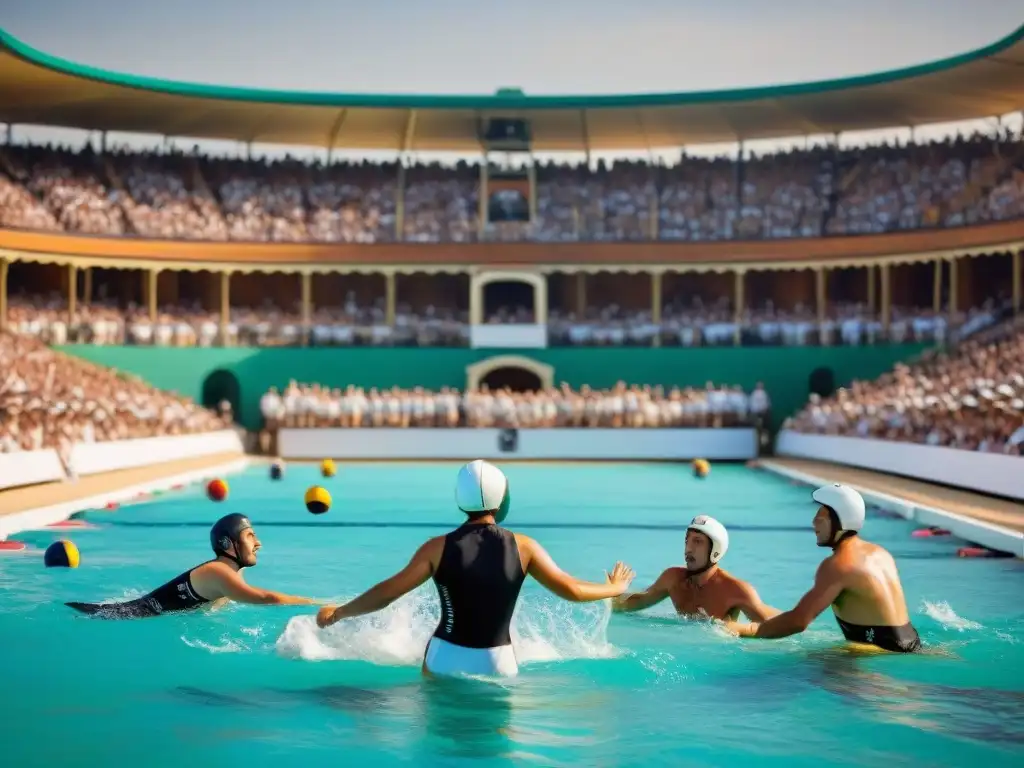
[432,523,526,648]
[66,564,212,619]
[836,617,922,653]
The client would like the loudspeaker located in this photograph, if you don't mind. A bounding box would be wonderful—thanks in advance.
[498,428,519,453]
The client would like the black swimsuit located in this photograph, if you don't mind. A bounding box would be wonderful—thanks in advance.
[66,564,211,619]
[432,523,526,648]
[836,617,922,653]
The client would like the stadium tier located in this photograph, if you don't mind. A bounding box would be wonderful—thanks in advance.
[0,25,1021,454]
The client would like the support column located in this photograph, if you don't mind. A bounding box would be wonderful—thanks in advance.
[534,276,548,325]
[83,267,93,305]
[733,269,745,346]
[385,272,396,326]
[651,271,662,347]
[866,264,876,313]
[395,164,405,240]
[932,259,942,313]
[0,258,7,331]
[147,269,159,323]
[880,263,891,336]
[478,163,488,240]
[1013,251,1022,315]
[67,264,77,323]
[948,257,958,318]
[815,267,827,345]
[575,272,586,316]
[301,272,312,346]
[470,274,482,325]
[220,271,231,345]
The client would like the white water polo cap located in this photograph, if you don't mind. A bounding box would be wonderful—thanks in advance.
[812,483,865,534]
[455,460,512,523]
[687,515,729,566]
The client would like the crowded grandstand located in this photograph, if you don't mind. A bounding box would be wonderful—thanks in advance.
[0,20,1021,464]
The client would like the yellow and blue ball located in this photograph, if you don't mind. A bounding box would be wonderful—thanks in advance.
[320,458,336,478]
[44,539,80,568]
[693,459,710,479]
[305,485,332,515]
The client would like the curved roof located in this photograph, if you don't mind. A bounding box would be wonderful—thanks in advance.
[0,24,1023,151]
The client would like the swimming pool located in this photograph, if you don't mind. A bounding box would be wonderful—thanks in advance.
[2,462,1021,767]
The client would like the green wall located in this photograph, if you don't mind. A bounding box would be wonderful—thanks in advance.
[57,345,927,430]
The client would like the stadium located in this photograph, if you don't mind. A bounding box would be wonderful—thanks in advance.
[0,14,1022,767]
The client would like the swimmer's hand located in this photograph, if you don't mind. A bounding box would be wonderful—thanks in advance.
[723,620,759,638]
[604,562,637,595]
[317,605,340,628]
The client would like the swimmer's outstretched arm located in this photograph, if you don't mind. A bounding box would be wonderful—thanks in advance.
[192,563,317,606]
[317,539,440,628]
[611,569,672,613]
[734,582,781,622]
[727,560,842,639]
[518,535,635,602]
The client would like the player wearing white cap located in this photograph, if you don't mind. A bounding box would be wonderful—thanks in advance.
[316,459,636,678]
[611,515,777,622]
[726,484,921,653]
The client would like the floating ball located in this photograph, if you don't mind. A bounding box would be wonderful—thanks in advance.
[320,459,336,478]
[207,478,229,502]
[269,461,285,481]
[693,459,710,479]
[44,540,80,568]
[305,485,332,515]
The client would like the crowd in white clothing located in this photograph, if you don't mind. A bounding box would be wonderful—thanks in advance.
[0,331,231,454]
[259,381,771,432]
[785,317,1024,455]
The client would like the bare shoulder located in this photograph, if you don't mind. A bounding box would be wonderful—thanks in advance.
[815,552,849,581]
[193,560,235,579]
[719,568,755,594]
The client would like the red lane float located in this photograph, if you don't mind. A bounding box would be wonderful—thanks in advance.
[46,520,97,530]
[912,527,952,538]
[957,546,1011,558]
[0,540,27,552]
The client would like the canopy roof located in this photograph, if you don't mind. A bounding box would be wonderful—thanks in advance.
[1,24,1022,152]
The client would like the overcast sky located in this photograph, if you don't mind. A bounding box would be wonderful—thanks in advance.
[3,0,1021,159]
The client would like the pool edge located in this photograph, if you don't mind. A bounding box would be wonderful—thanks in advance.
[756,460,1024,559]
[0,457,250,541]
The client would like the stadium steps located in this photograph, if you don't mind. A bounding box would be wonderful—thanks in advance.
[0,147,20,178]
[188,155,214,198]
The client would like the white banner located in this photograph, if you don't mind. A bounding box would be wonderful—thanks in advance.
[775,431,1024,501]
[470,324,548,348]
[69,430,244,477]
[279,428,758,461]
[0,449,66,491]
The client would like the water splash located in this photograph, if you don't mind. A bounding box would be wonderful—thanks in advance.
[920,600,982,631]
[181,634,251,654]
[275,588,619,666]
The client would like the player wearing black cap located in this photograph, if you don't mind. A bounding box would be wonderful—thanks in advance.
[65,514,316,618]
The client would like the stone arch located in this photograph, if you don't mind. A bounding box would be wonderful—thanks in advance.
[470,271,548,324]
[465,355,555,391]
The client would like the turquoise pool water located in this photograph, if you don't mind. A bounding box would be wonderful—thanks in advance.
[1,462,1021,767]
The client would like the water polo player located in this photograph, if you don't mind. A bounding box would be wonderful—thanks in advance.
[725,484,922,653]
[316,459,636,678]
[66,514,317,618]
[611,514,778,621]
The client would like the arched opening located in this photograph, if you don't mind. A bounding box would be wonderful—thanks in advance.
[481,366,543,392]
[465,354,555,391]
[483,280,536,324]
[202,369,241,423]
[808,367,836,398]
